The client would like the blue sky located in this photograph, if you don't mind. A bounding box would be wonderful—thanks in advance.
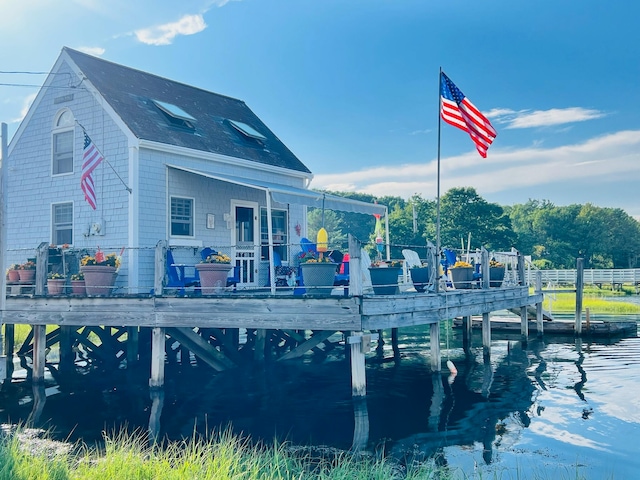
[2,0,640,218]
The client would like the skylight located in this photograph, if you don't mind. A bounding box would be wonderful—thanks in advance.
[152,100,196,122]
[229,119,267,141]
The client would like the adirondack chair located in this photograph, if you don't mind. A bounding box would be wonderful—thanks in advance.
[166,249,199,296]
[402,249,422,268]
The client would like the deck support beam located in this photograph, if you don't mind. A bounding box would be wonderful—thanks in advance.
[59,326,74,375]
[575,258,584,335]
[127,326,139,365]
[430,322,441,371]
[1,324,14,384]
[149,327,165,389]
[520,306,528,342]
[32,324,46,384]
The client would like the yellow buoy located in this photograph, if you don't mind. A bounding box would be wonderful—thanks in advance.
[316,227,328,253]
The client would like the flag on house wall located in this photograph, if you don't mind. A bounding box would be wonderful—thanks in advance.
[81,132,104,209]
[440,72,497,158]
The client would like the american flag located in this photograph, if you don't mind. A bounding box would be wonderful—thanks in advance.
[440,72,497,158]
[81,132,104,210]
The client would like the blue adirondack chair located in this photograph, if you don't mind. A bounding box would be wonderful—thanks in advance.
[166,249,199,296]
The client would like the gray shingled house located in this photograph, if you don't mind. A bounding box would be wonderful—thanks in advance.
[6,47,385,293]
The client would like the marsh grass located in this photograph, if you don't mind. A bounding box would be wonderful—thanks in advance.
[0,426,447,480]
[543,289,640,315]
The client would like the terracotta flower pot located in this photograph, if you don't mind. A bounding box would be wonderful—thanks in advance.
[7,270,20,283]
[195,263,232,294]
[300,262,337,295]
[47,279,65,295]
[369,266,401,295]
[18,269,36,283]
[71,280,86,296]
[81,265,117,296]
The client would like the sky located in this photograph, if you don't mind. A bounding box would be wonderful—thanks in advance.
[2,0,640,218]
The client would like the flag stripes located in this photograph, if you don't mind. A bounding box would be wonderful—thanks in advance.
[440,72,497,158]
[81,132,104,209]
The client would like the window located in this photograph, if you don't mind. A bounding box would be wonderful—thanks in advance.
[52,203,73,245]
[261,208,288,260]
[52,110,74,175]
[171,197,194,236]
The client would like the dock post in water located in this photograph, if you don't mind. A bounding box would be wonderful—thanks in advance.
[575,258,584,335]
[32,325,47,384]
[348,332,368,397]
[430,323,441,371]
[535,271,544,336]
[149,327,165,388]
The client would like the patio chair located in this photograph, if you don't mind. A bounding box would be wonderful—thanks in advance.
[201,247,240,289]
[166,249,199,296]
[402,249,422,268]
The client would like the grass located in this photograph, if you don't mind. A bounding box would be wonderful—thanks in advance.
[542,286,640,315]
[0,426,452,480]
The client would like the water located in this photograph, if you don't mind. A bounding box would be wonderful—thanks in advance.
[1,321,639,479]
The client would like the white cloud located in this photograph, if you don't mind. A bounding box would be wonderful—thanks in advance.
[77,46,106,56]
[488,107,606,129]
[310,130,640,200]
[135,14,207,46]
[11,93,37,124]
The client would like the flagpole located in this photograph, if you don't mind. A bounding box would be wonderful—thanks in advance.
[435,67,442,293]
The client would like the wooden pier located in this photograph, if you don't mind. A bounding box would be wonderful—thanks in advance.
[0,239,544,398]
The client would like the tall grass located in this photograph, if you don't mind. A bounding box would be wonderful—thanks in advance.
[0,427,449,480]
[543,290,640,315]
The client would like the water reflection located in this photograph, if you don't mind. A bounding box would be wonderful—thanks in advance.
[1,325,639,478]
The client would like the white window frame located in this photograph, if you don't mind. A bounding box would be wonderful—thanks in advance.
[52,109,75,176]
[260,207,288,261]
[170,195,195,238]
[51,202,74,246]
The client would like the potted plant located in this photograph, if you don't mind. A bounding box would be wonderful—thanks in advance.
[70,272,86,296]
[369,259,403,295]
[449,260,474,289]
[489,259,505,287]
[195,251,232,294]
[18,260,36,283]
[6,264,20,283]
[298,251,337,295]
[80,249,120,296]
[410,262,431,293]
[47,272,66,295]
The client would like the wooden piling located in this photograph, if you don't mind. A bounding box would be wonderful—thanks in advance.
[482,312,491,356]
[348,332,367,397]
[32,324,46,384]
[575,258,584,335]
[127,326,139,365]
[520,306,528,342]
[430,322,441,371]
[59,326,75,374]
[535,271,544,337]
[149,327,165,388]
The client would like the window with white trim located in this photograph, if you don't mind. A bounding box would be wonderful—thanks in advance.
[52,109,74,175]
[171,197,194,237]
[52,202,73,245]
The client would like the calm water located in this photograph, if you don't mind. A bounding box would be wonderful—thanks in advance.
[1,321,639,479]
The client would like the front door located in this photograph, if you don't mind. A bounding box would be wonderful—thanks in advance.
[231,200,259,288]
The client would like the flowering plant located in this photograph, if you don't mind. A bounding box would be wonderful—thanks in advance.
[371,259,403,268]
[47,272,65,280]
[201,252,231,264]
[451,260,473,268]
[71,272,85,281]
[298,251,334,264]
[81,252,120,268]
[489,259,504,268]
[6,264,20,274]
[19,261,36,270]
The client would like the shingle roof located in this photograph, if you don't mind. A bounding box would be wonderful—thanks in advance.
[64,47,311,174]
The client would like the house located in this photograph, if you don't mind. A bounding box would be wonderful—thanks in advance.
[5,47,386,293]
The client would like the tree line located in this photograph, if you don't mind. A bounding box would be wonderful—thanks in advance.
[307,187,640,269]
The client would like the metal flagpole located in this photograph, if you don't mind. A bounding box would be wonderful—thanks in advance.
[435,68,443,293]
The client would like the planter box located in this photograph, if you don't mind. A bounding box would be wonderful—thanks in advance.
[490,266,505,287]
[369,266,401,295]
[300,262,337,295]
[450,267,473,289]
[410,266,430,293]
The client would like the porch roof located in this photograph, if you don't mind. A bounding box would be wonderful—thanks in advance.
[168,165,387,216]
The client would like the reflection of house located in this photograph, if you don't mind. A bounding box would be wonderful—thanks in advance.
[6,47,385,292]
